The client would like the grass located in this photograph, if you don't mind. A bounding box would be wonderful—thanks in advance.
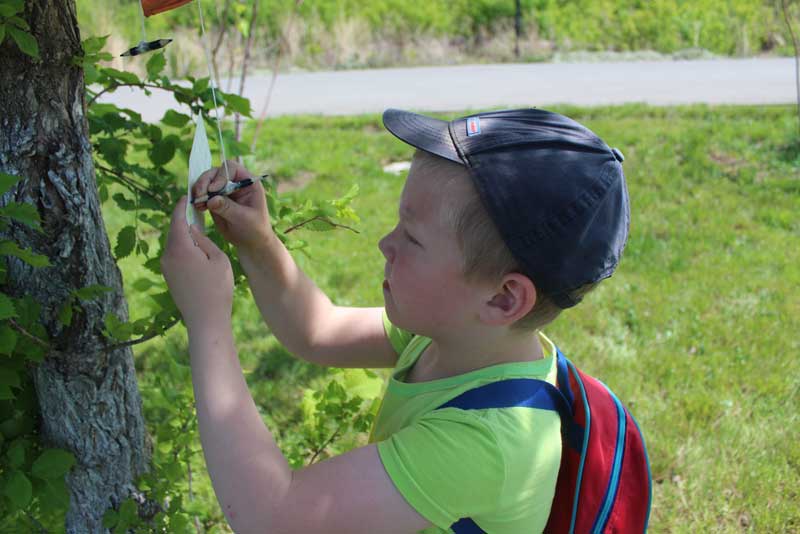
[101,103,800,533]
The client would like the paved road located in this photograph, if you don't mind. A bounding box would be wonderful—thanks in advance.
[100,58,797,122]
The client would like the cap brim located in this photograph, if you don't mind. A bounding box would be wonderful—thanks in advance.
[382,109,461,164]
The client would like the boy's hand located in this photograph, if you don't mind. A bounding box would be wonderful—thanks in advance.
[192,160,272,254]
[161,196,234,331]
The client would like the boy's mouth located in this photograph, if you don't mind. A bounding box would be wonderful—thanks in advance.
[382,280,391,293]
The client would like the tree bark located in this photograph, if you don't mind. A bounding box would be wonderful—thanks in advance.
[0,1,151,532]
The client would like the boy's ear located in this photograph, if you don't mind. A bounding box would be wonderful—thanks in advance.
[480,273,537,327]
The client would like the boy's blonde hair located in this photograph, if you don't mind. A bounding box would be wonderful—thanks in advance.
[414,150,597,331]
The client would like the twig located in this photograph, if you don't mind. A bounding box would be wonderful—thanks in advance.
[8,315,181,355]
[307,426,342,466]
[235,1,259,145]
[103,316,181,352]
[283,216,360,235]
[95,164,167,207]
[87,82,166,108]
[8,318,50,349]
[24,511,50,534]
[211,0,233,90]
[225,33,239,93]
[781,0,800,137]
[250,0,304,152]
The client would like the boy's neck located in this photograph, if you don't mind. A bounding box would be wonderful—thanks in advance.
[407,328,546,383]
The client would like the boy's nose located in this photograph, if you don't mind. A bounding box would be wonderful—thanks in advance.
[378,232,394,263]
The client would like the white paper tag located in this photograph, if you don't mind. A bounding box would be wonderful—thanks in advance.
[186,113,213,232]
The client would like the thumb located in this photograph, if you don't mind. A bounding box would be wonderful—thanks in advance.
[206,194,241,219]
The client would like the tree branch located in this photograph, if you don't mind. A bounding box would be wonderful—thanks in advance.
[235,1,259,145]
[250,0,304,152]
[307,426,342,466]
[95,164,167,207]
[103,316,181,352]
[87,82,166,108]
[283,216,360,235]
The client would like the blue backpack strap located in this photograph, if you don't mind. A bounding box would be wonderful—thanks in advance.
[437,377,570,417]
[438,376,571,534]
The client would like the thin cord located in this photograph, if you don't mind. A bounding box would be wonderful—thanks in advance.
[138,0,147,41]
[197,0,231,182]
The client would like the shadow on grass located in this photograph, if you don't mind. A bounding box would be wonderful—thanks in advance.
[776,136,800,165]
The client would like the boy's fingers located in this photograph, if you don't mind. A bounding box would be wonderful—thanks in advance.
[206,194,246,221]
[189,225,222,259]
[193,168,217,198]
[165,196,190,249]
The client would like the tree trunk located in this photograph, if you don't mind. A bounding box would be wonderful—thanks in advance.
[0,1,151,532]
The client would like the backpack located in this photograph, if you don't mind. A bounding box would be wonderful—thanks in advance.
[436,348,652,534]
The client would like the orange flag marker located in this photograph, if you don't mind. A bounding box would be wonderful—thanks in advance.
[142,0,194,17]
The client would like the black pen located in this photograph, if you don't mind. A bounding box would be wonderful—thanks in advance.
[191,174,269,205]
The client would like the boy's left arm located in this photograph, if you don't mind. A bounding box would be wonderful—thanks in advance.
[162,197,430,533]
[189,323,431,533]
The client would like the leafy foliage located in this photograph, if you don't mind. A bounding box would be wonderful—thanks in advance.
[0,0,39,59]
[0,32,370,532]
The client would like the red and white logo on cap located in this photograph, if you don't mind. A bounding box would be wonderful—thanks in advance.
[466,117,481,137]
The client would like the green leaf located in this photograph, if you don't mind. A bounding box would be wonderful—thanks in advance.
[119,498,138,523]
[103,67,140,85]
[0,384,13,400]
[103,312,133,342]
[148,136,177,166]
[192,77,209,94]
[132,278,155,292]
[82,35,109,55]
[96,137,127,166]
[7,25,38,59]
[0,368,21,389]
[115,226,136,259]
[222,92,252,117]
[0,202,41,230]
[136,239,149,256]
[0,240,50,268]
[112,192,136,211]
[0,1,22,17]
[161,109,191,128]
[7,16,27,31]
[0,172,22,196]
[73,284,113,301]
[0,293,17,321]
[4,470,32,509]
[57,302,73,326]
[146,51,166,80]
[83,63,99,85]
[102,509,119,529]
[303,218,335,232]
[0,24,6,44]
[39,477,70,509]
[7,439,26,468]
[0,323,18,355]
[31,449,76,480]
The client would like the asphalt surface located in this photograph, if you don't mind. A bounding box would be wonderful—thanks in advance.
[99,57,797,122]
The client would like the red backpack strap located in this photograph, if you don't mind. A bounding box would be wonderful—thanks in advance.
[549,358,652,534]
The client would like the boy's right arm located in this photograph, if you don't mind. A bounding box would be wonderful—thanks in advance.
[193,162,398,369]
[237,234,397,368]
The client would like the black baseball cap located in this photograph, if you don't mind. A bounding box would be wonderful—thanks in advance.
[382,108,630,309]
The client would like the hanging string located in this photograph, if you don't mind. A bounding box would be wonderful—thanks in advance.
[196,0,231,182]
[138,0,147,42]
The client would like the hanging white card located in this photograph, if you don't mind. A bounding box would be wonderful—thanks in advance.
[186,112,213,232]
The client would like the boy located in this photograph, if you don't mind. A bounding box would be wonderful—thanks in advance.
[160,107,629,533]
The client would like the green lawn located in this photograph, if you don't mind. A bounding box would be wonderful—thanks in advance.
[102,104,799,533]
